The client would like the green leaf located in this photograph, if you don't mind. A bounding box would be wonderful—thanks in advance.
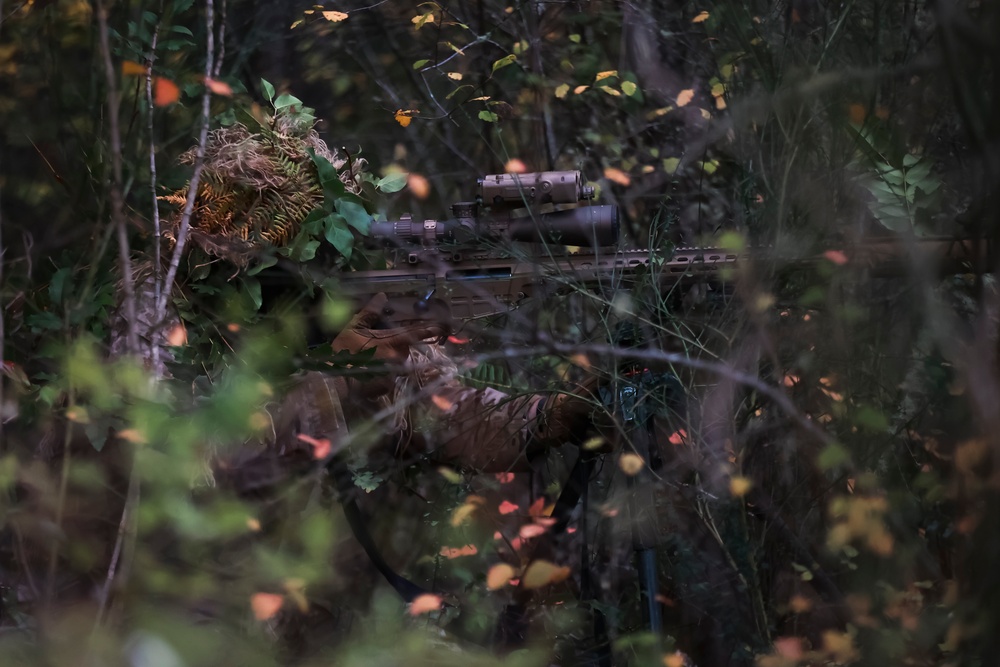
[246,254,278,276]
[817,443,851,470]
[621,80,638,96]
[324,215,353,253]
[491,54,517,74]
[308,150,346,202]
[49,267,72,305]
[300,207,330,235]
[273,93,303,110]
[413,59,430,69]
[242,276,263,311]
[377,172,408,193]
[261,78,275,102]
[478,110,499,123]
[335,199,372,235]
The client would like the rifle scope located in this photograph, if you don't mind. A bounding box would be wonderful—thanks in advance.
[370,204,620,247]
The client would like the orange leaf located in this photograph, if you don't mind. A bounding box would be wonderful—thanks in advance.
[774,636,804,659]
[431,394,454,411]
[495,472,515,484]
[487,563,516,590]
[498,500,519,515]
[409,593,442,615]
[823,250,849,265]
[250,592,284,620]
[440,544,479,558]
[322,10,348,22]
[408,173,430,199]
[668,429,688,445]
[167,323,187,346]
[122,60,148,76]
[117,428,147,444]
[692,11,710,23]
[153,77,180,106]
[394,109,418,127]
[848,103,866,125]
[296,433,331,459]
[782,374,800,387]
[729,476,752,497]
[527,497,545,516]
[522,560,571,589]
[205,77,233,96]
[519,523,547,539]
[505,158,528,173]
[676,88,695,107]
[603,167,631,186]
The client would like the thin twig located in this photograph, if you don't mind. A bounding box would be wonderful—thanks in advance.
[156,0,215,319]
[212,0,226,78]
[147,25,162,373]
[96,0,139,356]
[93,461,139,629]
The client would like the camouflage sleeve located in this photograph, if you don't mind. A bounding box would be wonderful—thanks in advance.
[415,382,547,473]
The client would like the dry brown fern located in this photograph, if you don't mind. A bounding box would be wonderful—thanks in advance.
[162,115,366,266]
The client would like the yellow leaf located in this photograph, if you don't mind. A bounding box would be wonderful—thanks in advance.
[648,107,673,119]
[469,96,490,101]
[619,453,645,475]
[394,109,418,127]
[411,12,434,28]
[554,83,570,99]
[451,501,478,526]
[251,593,284,620]
[582,436,606,451]
[662,157,680,174]
[121,60,147,76]
[438,466,462,483]
[603,167,631,186]
[523,560,571,589]
[621,80,637,96]
[700,108,712,119]
[595,70,618,81]
[487,563,516,590]
[409,593,442,615]
[729,476,752,497]
[283,578,309,613]
[322,10,348,22]
[447,71,463,81]
[715,96,727,110]
[246,517,261,531]
[153,77,180,106]
[676,88,694,107]
[692,11,710,23]
[599,86,621,97]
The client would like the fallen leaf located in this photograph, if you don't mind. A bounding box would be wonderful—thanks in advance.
[619,452,645,476]
[251,592,284,620]
[522,560,571,589]
[153,77,180,106]
[487,563,516,590]
[409,593,442,615]
[676,88,695,107]
[498,500,519,515]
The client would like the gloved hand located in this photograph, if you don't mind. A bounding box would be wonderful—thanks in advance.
[331,293,447,360]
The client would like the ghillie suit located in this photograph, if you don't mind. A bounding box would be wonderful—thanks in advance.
[161,106,367,266]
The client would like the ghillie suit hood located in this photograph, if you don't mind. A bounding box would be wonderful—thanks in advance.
[162,105,367,266]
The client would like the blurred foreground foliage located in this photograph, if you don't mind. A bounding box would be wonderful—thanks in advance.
[2,1,1000,666]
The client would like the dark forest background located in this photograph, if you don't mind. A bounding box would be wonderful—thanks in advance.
[2,0,1000,666]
